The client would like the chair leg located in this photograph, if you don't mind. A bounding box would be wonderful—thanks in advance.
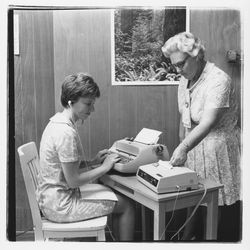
[34,230,45,241]
[97,229,106,241]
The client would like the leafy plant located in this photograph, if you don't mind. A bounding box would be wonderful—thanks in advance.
[114,9,184,83]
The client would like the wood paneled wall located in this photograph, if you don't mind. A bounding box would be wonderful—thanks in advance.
[53,10,180,161]
[14,10,54,230]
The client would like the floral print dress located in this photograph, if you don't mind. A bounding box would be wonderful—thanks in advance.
[37,112,116,223]
[178,62,241,206]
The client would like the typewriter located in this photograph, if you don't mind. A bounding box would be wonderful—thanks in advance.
[109,137,170,174]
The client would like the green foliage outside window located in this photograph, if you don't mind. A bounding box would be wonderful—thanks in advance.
[114,8,186,83]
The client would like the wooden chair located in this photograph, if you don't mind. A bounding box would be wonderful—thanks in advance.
[17,142,107,241]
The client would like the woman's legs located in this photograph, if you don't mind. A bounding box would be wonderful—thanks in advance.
[182,201,242,242]
[112,193,135,241]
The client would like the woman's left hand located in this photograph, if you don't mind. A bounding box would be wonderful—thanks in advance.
[169,144,188,166]
[92,149,109,165]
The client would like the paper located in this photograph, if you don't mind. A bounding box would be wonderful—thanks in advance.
[134,128,162,144]
[14,14,19,55]
[79,184,118,201]
[158,160,173,168]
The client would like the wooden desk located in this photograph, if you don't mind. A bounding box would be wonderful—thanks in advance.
[100,174,223,241]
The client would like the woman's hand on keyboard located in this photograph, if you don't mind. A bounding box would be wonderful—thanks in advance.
[102,153,121,171]
[93,149,109,164]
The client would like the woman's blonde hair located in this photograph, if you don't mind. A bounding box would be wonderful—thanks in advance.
[161,32,205,59]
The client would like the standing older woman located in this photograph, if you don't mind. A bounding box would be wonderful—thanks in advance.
[38,73,135,241]
[161,32,241,241]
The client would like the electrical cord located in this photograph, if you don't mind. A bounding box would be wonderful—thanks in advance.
[170,183,207,241]
[16,227,33,237]
[159,186,181,240]
[76,123,117,242]
[74,122,90,170]
[106,224,116,241]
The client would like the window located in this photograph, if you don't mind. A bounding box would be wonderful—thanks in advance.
[111,7,188,85]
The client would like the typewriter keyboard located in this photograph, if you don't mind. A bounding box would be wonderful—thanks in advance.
[118,156,132,164]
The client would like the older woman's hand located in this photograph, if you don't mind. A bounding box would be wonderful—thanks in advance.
[169,143,188,166]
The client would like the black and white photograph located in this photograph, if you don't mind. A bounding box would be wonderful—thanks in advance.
[2,0,249,248]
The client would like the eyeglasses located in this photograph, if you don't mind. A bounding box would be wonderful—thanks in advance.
[172,55,190,70]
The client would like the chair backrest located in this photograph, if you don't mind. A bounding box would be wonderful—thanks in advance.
[17,142,43,236]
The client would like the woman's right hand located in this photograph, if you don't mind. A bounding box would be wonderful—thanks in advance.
[169,143,188,166]
[102,153,120,172]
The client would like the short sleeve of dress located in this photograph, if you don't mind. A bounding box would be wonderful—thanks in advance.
[55,127,79,163]
[204,72,231,110]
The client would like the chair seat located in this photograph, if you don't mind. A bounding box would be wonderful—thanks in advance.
[42,216,107,232]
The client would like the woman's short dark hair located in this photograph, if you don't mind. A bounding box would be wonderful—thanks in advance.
[61,73,100,107]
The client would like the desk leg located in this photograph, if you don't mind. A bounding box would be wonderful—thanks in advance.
[154,205,165,241]
[205,190,219,240]
[141,205,151,240]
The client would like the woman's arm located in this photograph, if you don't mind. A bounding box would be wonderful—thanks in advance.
[79,149,109,169]
[62,153,120,188]
[182,107,226,150]
[170,107,227,165]
[79,160,98,169]
[179,114,185,142]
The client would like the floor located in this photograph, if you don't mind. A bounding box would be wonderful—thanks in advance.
[15,202,242,242]
[15,230,180,242]
[15,208,185,242]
